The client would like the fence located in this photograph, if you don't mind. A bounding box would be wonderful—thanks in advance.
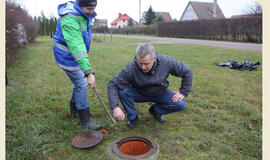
[92,25,156,35]
[157,16,262,43]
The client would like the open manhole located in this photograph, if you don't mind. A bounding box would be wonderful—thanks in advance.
[119,140,151,155]
[106,135,159,160]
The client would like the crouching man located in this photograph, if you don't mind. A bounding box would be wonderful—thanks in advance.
[107,43,193,127]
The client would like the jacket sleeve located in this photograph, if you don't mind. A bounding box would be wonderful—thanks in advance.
[107,63,134,109]
[60,16,93,75]
[169,57,193,97]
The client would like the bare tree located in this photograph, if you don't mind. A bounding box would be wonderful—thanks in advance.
[250,2,262,16]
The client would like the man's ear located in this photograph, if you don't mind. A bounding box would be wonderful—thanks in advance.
[153,55,157,62]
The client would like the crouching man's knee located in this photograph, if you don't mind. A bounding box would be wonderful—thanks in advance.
[176,99,186,111]
[118,88,129,98]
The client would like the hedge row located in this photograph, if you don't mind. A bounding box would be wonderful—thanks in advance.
[6,0,39,63]
[157,16,262,43]
[92,25,156,35]
[93,16,261,43]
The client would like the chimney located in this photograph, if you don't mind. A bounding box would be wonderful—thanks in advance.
[212,0,217,17]
[119,13,122,18]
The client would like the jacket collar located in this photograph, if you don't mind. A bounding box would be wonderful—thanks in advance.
[148,53,160,75]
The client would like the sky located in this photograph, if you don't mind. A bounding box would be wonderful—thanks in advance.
[18,0,258,27]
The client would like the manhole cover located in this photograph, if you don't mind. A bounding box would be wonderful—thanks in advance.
[71,131,103,149]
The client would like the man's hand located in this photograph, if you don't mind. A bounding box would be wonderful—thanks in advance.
[172,91,184,102]
[113,107,125,120]
[87,73,96,88]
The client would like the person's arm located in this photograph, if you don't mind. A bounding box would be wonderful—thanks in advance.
[107,78,126,120]
[107,63,134,120]
[107,63,133,109]
[169,57,193,97]
[61,16,94,77]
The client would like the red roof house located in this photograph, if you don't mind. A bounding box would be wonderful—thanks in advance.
[111,13,130,28]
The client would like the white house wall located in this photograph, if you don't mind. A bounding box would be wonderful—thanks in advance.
[118,19,128,28]
[111,20,128,28]
[181,4,198,21]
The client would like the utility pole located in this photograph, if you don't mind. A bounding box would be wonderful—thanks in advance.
[139,0,141,24]
[44,21,47,35]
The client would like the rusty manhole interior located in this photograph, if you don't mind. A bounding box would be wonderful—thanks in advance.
[71,131,103,149]
[111,135,159,159]
[120,140,151,155]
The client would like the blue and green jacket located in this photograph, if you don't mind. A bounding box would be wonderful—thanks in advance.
[53,1,96,76]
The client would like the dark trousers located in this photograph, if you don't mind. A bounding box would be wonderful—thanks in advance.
[119,86,186,120]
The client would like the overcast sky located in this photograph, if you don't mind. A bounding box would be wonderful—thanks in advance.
[18,0,258,26]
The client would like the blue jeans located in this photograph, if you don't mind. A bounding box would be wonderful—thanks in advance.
[63,68,90,110]
[119,86,186,120]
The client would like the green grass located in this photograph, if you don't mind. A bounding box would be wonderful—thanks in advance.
[6,36,262,160]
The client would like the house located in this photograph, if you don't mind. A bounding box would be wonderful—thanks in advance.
[154,12,172,22]
[93,18,108,28]
[111,13,138,28]
[180,0,225,21]
[142,11,172,23]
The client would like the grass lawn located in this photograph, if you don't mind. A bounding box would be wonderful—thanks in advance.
[6,36,262,160]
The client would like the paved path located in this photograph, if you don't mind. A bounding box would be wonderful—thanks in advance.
[94,34,262,51]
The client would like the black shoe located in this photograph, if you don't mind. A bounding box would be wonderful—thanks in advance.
[70,102,79,118]
[127,115,138,128]
[78,109,102,130]
[148,106,166,123]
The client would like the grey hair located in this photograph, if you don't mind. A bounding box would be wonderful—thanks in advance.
[136,43,155,59]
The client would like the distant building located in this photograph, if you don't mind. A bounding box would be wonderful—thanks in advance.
[93,18,107,28]
[142,11,173,24]
[154,12,173,22]
[180,0,225,21]
[111,13,138,28]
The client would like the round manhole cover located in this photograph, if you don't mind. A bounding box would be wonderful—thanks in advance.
[71,131,103,149]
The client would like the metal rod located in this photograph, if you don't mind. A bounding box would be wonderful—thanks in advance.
[93,87,117,124]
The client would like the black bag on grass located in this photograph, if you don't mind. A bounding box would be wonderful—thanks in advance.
[216,60,260,71]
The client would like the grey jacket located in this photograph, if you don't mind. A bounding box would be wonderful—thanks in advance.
[107,52,193,109]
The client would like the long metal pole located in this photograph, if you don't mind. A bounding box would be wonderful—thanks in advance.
[93,87,117,124]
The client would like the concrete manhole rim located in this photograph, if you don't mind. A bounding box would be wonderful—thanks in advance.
[111,134,159,160]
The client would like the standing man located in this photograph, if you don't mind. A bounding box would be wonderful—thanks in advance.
[53,0,101,130]
[107,43,193,127]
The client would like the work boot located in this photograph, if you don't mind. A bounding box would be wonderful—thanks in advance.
[149,106,166,123]
[78,108,102,130]
[70,102,79,118]
[127,115,138,128]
